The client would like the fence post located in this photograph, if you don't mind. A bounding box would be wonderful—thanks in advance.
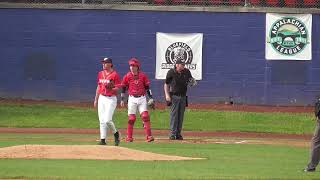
[244,0,250,6]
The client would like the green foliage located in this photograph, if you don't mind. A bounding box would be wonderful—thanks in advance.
[0,104,315,134]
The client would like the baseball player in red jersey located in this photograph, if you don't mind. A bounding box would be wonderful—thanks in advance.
[94,57,121,146]
[120,58,155,142]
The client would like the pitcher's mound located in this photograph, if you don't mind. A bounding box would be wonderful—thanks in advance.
[0,145,204,161]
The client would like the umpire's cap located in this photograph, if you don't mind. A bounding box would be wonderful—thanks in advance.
[175,59,185,64]
[101,57,113,64]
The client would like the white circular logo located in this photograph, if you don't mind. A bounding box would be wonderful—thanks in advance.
[165,42,193,64]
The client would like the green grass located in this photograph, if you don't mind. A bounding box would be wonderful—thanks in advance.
[0,102,318,179]
[0,104,315,134]
[0,133,318,180]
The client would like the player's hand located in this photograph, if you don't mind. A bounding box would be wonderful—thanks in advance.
[94,100,98,108]
[147,98,155,110]
[188,78,197,87]
[106,81,115,90]
[120,100,125,107]
[165,95,171,102]
[165,95,172,106]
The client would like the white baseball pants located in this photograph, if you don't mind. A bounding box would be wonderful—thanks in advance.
[98,94,118,139]
[128,95,148,115]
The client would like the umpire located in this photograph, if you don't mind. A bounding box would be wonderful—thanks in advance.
[304,97,320,172]
[164,59,197,140]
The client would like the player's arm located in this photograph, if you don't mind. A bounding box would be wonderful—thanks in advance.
[315,99,320,118]
[111,74,121,92]
[144,75,154,107]
[187,69,197,87]
[120,86,127,107]
[164,84,170,99]
[144,75,153,99]
[121,86,127,101]
[94,85,99,108]
[145,85,155,110]
[94,73,101,108]
[120,75,128,107]
[164,70,172,102]
[146,86,153,99]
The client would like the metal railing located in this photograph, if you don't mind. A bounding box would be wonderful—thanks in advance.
[1,0,319,8]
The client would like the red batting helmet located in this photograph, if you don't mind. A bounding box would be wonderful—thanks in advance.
[128,58,140,68]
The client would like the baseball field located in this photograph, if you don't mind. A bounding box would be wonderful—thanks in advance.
[0,100,319,179]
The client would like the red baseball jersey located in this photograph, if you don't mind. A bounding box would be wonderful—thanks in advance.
[122,71,150,96]
[97,70,121,96]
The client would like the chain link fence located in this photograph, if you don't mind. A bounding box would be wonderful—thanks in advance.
[2,0,319,8]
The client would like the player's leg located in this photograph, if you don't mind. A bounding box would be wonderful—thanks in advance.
[169,95,180,140]
[97,95,107,145]
[138,97,154,142]
[306,118,320,171]
[176,96,186,140]
[105,96,118,133]
[127,96,138,142]
[105,96,120,146]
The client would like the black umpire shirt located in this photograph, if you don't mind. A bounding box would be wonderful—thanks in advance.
[165,68,193,96]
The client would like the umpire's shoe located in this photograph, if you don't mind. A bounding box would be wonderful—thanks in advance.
[169,135,176,140]
[176,134,183,140]
[114,131,120,146]
[304,168,316,172]
[99,139,106,145]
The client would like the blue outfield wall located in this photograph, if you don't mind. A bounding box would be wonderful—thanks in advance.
[0,8,319,105]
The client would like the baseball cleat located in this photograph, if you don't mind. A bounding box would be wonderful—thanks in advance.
[176,135,183,140]
[114,131,120,146]
[146,136,154,142]
[304,168,316,172]
[126,137,133,142]
[169,135,176,140]
[98,139,106,145]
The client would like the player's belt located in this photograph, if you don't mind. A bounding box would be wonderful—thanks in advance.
[172,93,186,97]
[130,95,144,98]
[101,94,114,97]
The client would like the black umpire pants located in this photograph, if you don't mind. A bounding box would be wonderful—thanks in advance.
[170,95,186,137]
[307,117,320,169]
